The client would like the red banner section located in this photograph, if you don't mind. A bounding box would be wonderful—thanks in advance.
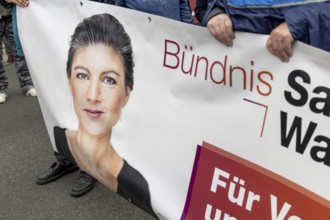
[182,142,330,220]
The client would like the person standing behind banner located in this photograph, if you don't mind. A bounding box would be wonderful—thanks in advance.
[115,0,194,24]
[3,36,14,62]
[196,0,330,62]
[0,1,36,104]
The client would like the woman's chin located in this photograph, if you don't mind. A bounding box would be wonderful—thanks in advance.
[80,124,111,137]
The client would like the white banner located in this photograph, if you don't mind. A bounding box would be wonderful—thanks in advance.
[18,0,330,219]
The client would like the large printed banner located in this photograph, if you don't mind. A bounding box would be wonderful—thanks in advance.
[18,0,330,219]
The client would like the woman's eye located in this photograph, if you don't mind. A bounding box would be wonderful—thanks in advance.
[103,76,116,85]
[76,73,88,80]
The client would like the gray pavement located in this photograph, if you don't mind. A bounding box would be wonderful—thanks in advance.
[0,63,156,220]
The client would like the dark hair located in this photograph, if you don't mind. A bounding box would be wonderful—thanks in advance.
[66,13,134,90]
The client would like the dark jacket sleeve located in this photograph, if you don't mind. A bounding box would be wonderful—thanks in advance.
[284,2,330,52]
[115,0,125,6]
[199,0,225,26]
[89,0,115,4]
[194,0,208,23]
[0,0,12,8]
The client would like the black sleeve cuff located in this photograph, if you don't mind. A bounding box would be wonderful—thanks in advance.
[206,7,225,24]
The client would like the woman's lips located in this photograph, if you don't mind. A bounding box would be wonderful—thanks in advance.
[84,109,103,119]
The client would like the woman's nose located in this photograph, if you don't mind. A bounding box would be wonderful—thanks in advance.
[87,79,101,102]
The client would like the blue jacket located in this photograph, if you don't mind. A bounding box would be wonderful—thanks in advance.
[116,0,193,24]
[202,0,330,52]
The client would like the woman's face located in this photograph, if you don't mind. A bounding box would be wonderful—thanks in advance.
[69,44,130,137]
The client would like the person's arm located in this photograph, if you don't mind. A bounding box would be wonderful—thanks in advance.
[89,0,104,3]
[89,0,115,5]
[206,11,235,47]
[0,0,11,7]
[115,0,125,6]
[107,0,115,4]
[1,0,28,7]
[179,0,193,24]
[266,22,293,62]
[285,2,330,51]
[267,2,330,62]
[198,0,234,46]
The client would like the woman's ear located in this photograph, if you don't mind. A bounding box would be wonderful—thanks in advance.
[122,88,131,107]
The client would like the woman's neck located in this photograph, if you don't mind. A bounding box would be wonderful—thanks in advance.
[66,128,124,191]
[76,128,111,156]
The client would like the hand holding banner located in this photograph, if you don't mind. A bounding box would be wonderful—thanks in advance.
[18,0,330,219]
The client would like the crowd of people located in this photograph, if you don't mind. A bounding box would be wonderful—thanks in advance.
[1,0,329,219]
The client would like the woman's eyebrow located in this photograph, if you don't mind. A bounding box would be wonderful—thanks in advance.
[74,66,89,73]
[73,66,121,77]
[101,70,120,77]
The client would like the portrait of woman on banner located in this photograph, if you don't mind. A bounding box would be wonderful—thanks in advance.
[53,13,157,218]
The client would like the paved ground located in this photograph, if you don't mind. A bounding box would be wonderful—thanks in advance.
[0,63,156,220]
